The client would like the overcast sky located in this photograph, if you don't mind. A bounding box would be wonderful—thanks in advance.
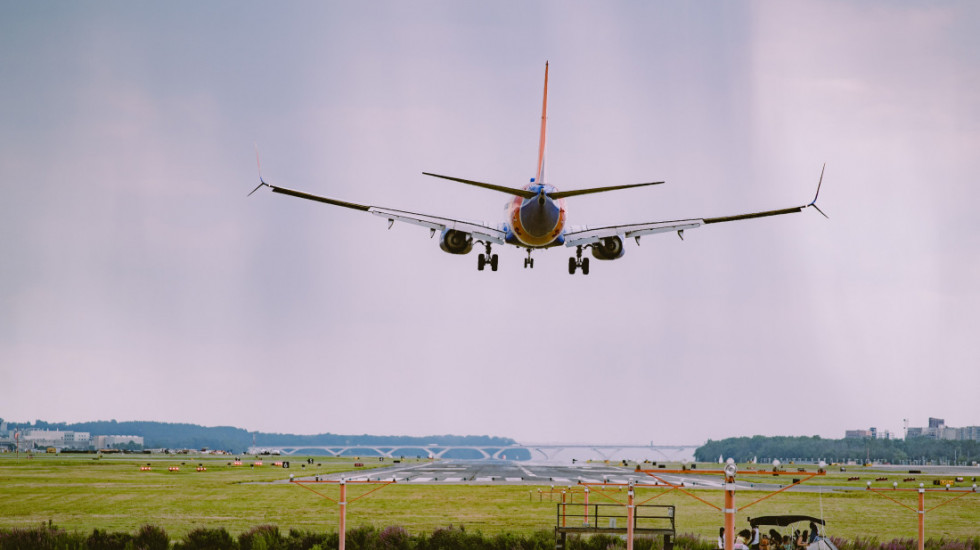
[2,2,978,446]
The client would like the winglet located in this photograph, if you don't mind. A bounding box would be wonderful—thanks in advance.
[808,163,828,218]
[248,181,268,197]
[248,143,269,197]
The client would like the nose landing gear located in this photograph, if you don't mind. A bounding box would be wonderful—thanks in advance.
[568,245,590,275]
[523,248,534,269]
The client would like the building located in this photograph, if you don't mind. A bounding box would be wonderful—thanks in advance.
[845,429,872,439]
[906,418,980,441]
[22,429,91,450]
[92,435,144,449]
[0,420,145,452]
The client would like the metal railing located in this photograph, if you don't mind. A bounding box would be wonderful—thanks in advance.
[556,502,675,532]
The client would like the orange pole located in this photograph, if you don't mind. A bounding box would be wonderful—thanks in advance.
[626,481,636,550]
[627,483,635,550]
[339,480,347,550]
[917,487,925,550]
[724,474,736,550]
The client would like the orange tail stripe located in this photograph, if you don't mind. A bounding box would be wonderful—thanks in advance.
[536,61,549,183]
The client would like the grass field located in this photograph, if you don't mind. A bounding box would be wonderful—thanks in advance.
[1,455,977,541]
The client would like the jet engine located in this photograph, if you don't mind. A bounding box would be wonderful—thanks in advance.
[439,228,473,255]
[590,236,625,260]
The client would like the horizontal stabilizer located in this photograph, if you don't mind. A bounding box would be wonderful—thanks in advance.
[423,172,663,200]
[550,181,664,199]
[422,172,536,199]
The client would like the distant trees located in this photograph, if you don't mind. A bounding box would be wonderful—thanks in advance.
[694,435,979,464]
[4,419,518,454]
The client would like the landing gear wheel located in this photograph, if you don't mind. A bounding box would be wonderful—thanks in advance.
[477,242,496,272]
[569,245,589,275]
[523,249,534,269]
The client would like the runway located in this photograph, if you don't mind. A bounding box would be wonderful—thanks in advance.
[281,460,978,493]
[284,460,833,492]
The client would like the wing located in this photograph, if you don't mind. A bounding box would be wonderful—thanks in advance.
[252,182,506,244]
[564,166,827,248]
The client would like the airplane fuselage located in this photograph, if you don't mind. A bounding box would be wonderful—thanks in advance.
[504,184,567,248]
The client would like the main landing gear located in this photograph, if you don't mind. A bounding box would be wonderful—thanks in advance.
[477,242,498,272]
[523,249,534,269]
[568,245,590,275]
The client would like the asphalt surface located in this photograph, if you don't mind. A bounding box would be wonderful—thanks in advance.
[279,460,979,494]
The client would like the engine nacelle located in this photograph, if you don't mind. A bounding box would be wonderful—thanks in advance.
[439,228,473,255]
[590,236,625,260]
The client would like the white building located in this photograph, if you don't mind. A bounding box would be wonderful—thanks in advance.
[92,435,144,449]
[22,429,91,450]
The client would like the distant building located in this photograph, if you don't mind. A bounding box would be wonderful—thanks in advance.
[0,421,145,452]
[93,435,144,449]
[845,429,872,439]
[906,418,979,441]
[22,429,91,450]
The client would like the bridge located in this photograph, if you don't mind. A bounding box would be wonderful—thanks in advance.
[246,443,701,462]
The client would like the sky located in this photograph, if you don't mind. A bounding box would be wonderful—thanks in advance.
[2,2,978,446]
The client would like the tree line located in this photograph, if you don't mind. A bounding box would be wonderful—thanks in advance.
[5,419,516,454]
[694,435,980,464]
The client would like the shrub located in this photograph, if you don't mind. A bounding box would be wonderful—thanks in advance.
[340,525,373,550]
[176,526,238,550]
[0,522,85,550]
[488,530,553,550]
[283,528,334,550]
[86,528,133,550]
[134,524,170,550]
[240,525,284,550]
[417,525,483,550]
[565,533,624,550]
[378,526,410,550]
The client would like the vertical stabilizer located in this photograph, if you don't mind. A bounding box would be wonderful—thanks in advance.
[535,62,549,184]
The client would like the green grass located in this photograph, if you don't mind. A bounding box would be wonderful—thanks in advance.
[1,455,977,541]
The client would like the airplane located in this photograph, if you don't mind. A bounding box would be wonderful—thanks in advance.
[249,62,826,275]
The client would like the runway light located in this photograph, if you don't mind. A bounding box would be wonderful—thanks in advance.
[724,459,737,479]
